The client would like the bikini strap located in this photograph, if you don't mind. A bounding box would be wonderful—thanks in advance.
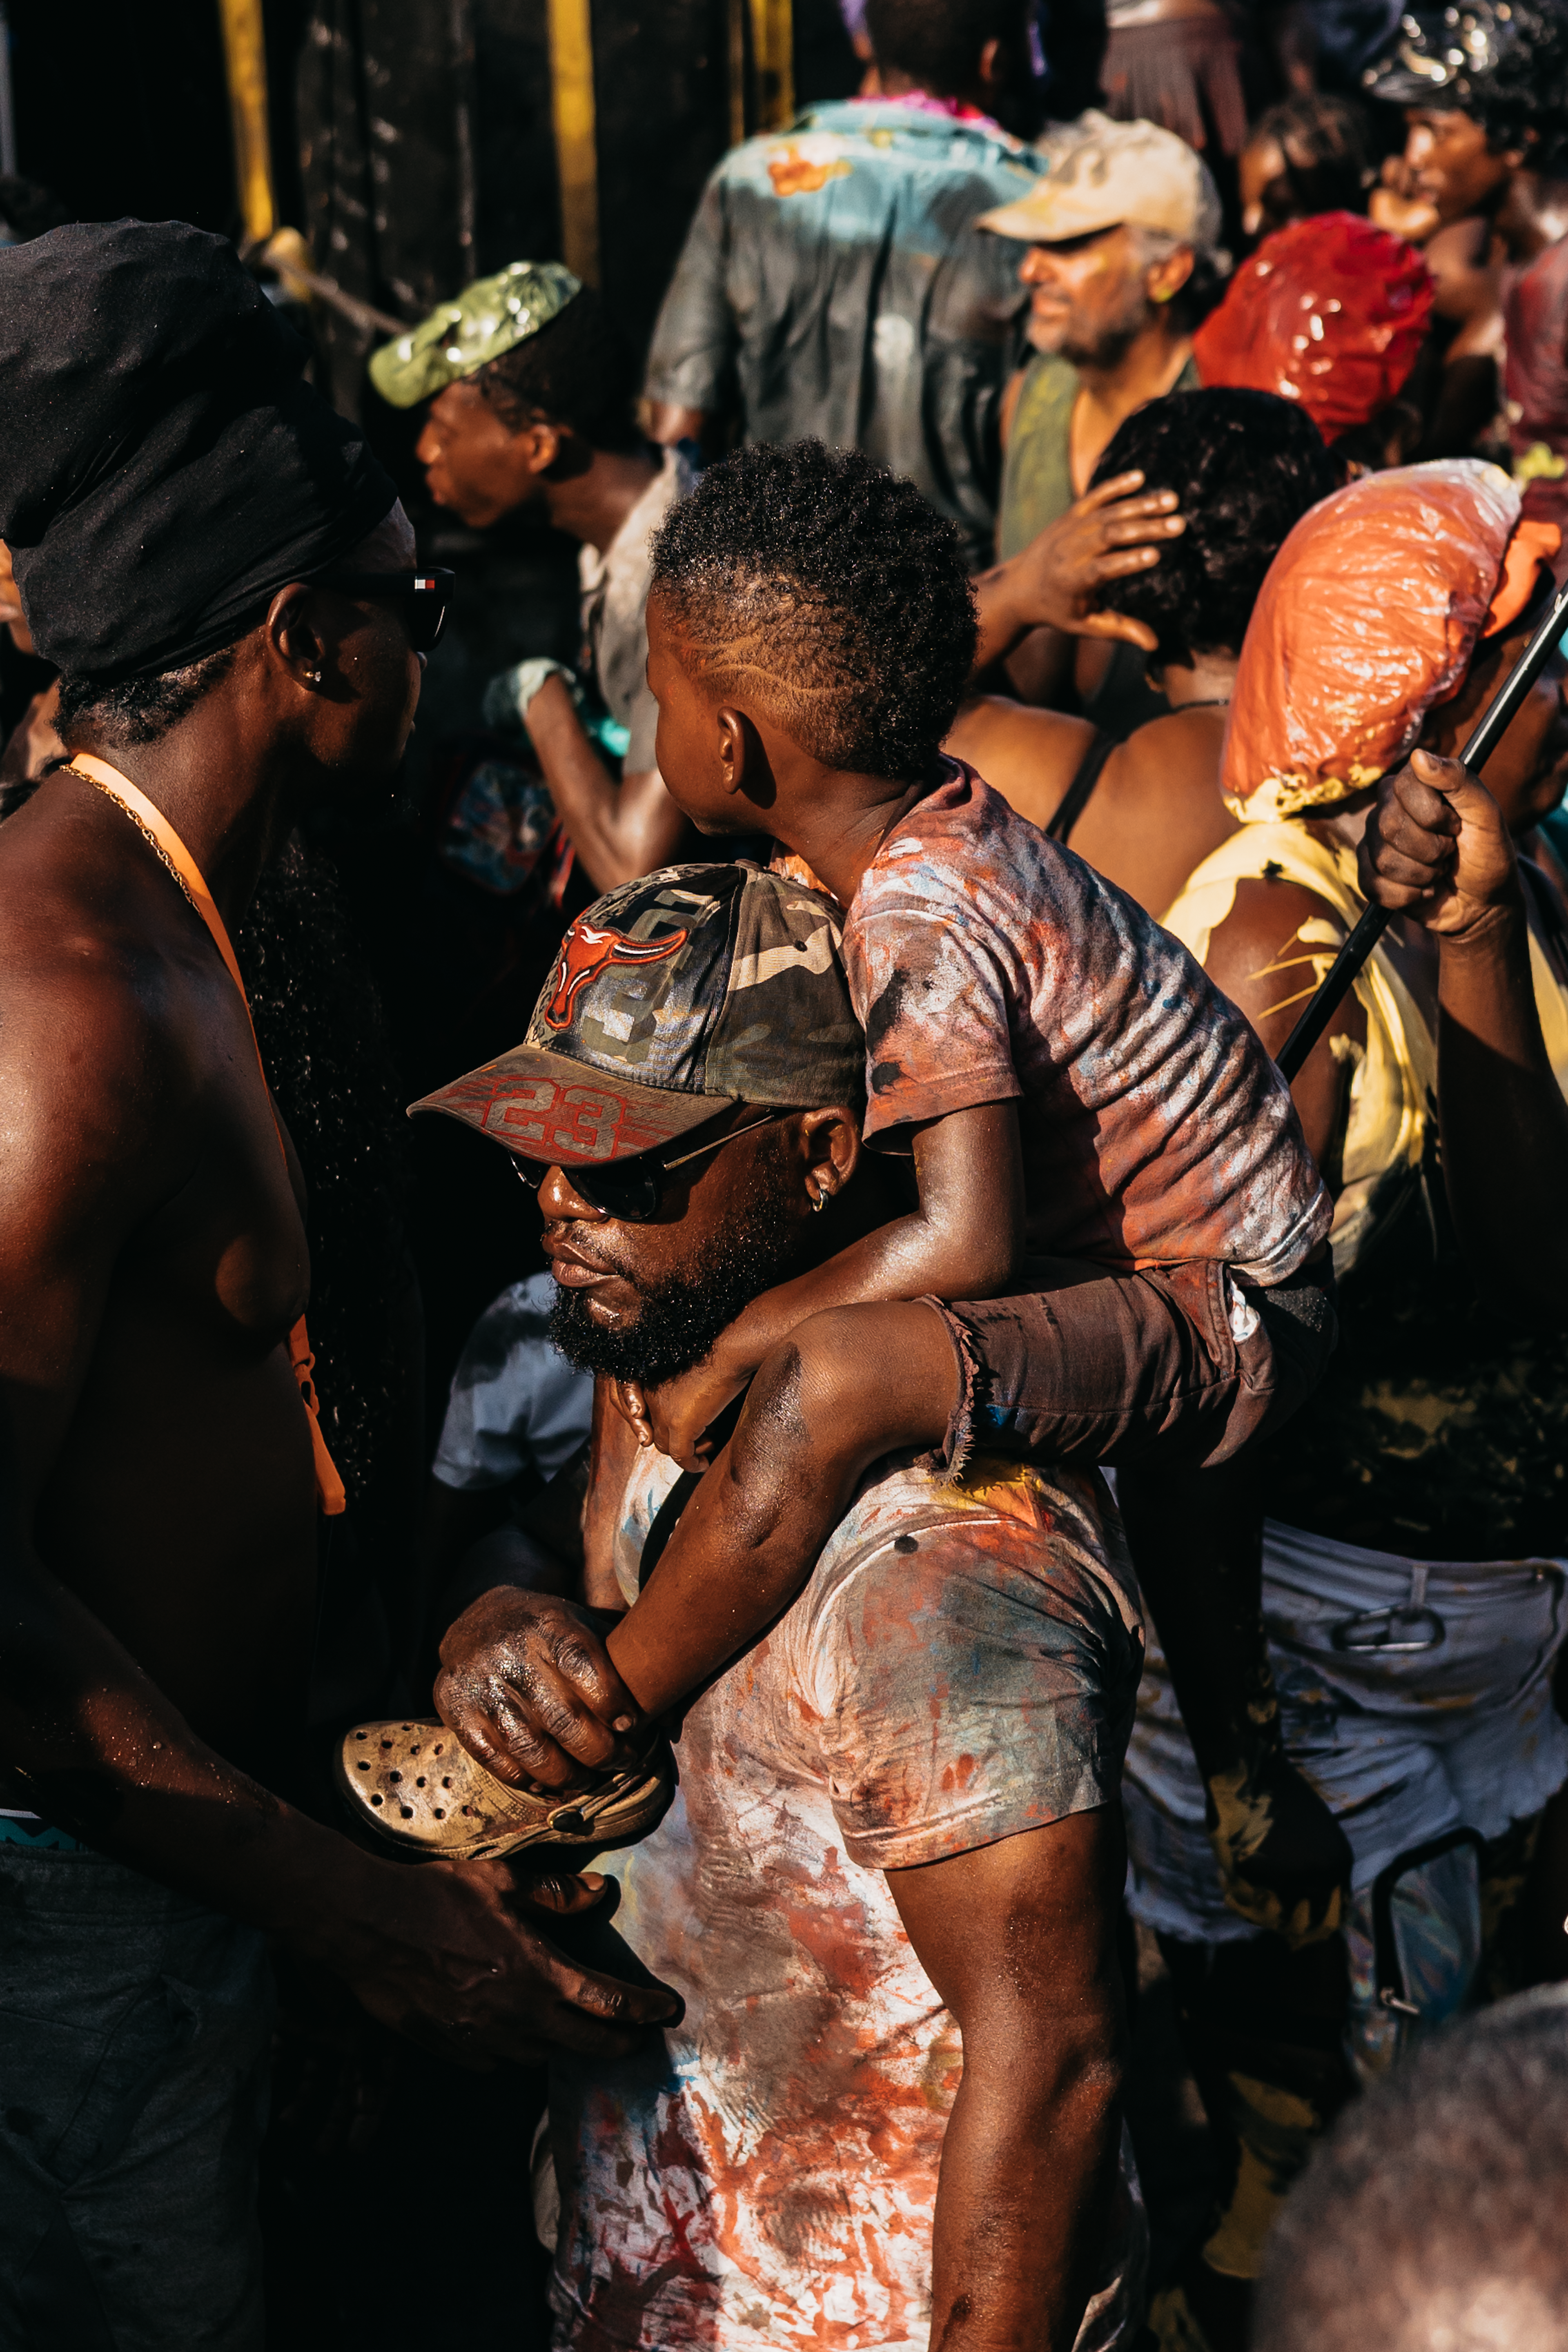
[67,755,347,1517]
[1045,727,1116,846]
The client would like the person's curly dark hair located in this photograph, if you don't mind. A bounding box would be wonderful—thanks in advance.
[648,441,978,783]
[1089,389,1337,671]
[1469,2,1568,177]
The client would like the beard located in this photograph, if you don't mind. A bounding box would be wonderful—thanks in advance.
[546,1140,802,1388]
[1032,274,1152,370]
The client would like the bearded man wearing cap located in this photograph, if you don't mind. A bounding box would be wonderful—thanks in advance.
[1115,460,1568,2349]
[981,112,1227,565]
[975,113,1229,728]
[372,265,699,894]
[0,220,677,2345]
[356,860,1148,2351]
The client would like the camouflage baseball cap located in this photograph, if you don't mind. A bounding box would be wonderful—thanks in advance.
[368,260,582,409]
[409,863,864,1166]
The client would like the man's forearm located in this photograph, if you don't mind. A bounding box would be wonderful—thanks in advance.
[970,560,1035,677]
[526,677,639,894]
[929,2052,1122,2351]
[0,1537,378,1956]
[526,677,684,891]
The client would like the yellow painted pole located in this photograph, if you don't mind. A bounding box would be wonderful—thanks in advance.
[728,0,747,147]
[548,0,601,287]
[217,0,276,245]
[749,0,793,129]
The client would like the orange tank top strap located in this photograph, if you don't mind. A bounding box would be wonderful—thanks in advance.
[66,753,347,1517]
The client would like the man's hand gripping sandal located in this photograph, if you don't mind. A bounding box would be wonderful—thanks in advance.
[335,1719,673,1862]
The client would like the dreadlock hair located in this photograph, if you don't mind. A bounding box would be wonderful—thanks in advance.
[648,441,978,786]
[478,283,644,454]
[1089,389,1337,670]
[55,641,238,749]
[863,0,1032,95]
[235,838,415,1513]
[1254,1989,1568,2352]
[1245,94,1372,231]
[1469,1,1568,178]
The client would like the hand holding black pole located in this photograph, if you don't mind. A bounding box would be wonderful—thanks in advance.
[1275,576,1568,1082]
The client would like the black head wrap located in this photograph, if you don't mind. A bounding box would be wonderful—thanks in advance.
[0,219,398,683]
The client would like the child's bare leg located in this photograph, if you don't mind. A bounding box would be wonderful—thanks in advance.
[606,1301,959,1713]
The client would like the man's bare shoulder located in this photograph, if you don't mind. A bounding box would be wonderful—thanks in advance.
[0,785,208,1146]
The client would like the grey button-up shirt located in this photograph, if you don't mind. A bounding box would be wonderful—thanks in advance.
[644,98,1045,568]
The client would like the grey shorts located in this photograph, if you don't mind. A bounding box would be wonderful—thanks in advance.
[0,1845,273,2351]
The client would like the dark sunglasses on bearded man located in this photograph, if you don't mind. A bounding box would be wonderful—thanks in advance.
[511,1108,782,1223]
[314,567,454,651]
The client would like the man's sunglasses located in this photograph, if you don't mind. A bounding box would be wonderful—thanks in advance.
[315,568,454,652]
[512,1108,780,1222]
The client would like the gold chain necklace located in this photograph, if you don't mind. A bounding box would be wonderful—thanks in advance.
[65,762,203,918]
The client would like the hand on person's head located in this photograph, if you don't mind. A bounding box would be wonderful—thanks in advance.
[1359,747,1522,937]
[1006,472,1185,648]
[434,1586,646,1792]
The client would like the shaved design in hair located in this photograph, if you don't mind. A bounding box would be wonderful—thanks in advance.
[649,440,978,784]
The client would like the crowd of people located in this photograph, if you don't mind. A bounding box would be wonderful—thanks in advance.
[3,0,1568,2344]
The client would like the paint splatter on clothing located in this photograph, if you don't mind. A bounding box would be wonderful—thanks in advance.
[782,763,1330,1282]
[546,1447,1147,2350]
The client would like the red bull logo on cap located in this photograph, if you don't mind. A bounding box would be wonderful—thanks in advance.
[542,919,691,1030]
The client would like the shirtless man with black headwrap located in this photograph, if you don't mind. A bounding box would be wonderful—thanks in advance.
[0,221,674,2348]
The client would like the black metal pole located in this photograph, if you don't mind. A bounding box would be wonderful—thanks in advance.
[1276,575,1568,1082]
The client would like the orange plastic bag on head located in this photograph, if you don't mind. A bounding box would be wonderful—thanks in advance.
[1223,459,1521,821]
[1195,212,1434,444]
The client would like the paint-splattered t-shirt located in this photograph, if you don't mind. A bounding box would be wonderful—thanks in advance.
[545,1445,1147,2351]
[783,763,1329,1281]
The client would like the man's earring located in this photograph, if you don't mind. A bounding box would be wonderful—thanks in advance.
[811,1180,830,1212]
[308,668,323,684]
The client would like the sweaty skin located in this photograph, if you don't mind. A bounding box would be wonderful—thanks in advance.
[625,595,1028,1467]
[435,1115,1130,2352]
[0,508,675,2063]
[1361,744,1568,1318]
[416,376,690,889]
[947,655,1238,919]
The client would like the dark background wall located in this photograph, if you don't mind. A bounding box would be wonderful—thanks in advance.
[9,0,857,402]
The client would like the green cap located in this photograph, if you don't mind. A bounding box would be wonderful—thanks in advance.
[368,259,583,408]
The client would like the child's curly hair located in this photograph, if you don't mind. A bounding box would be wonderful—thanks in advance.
[650,441,979,785]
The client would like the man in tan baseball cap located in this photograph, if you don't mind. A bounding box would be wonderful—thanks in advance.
[979,113,1227,679]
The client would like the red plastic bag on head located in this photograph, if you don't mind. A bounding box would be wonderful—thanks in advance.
[1223,459,1521,821]
[1194,212,1435,443]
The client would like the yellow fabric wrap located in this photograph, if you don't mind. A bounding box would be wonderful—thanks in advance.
[1164,826,1568,1275]
[1161,825,1433,1277]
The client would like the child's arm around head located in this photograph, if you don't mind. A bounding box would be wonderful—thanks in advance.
[627,1098,1025,1468]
